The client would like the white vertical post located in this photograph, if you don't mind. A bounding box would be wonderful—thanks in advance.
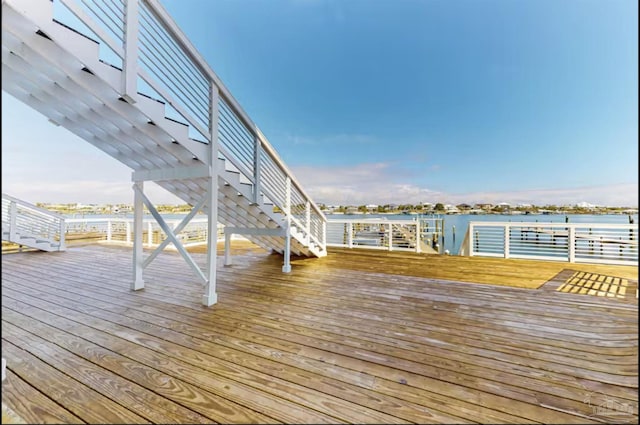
[504,224,510,259]
[469,223,475,256]
[305,201,311,244]
[122,0,138,102]
[147,221,153,246]
[253,136,262,204]
[132,181,144,290]
[283,226,292,273]
[9,201,17,241]
[347,222,353,248]
[106,219,112,242]
[203,84,220,306]
[283,176,292,272]
[388,224,393,251]
[568,226,576,263]
[322,220,326,248]
[58,218,66,251]
[415,222,421,254]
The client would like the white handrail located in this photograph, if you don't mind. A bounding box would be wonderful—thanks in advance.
[460,221,638,266]
[326,218,444,253]
[50,0,326,251]
[65,217,225,248]
[1,193,66,251]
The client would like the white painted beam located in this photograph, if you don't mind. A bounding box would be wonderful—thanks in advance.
[132,164,209,182]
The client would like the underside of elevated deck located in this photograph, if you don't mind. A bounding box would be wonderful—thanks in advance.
[1,243,638,424]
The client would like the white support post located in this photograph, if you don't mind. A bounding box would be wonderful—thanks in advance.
[122,0,138,102]
[415,222,421,254]
[322,220,326,248]
[283,225,292,273]
[58,218,66,251]
[107,219,112,242]
[568,226,576,263]
[253,136,262,204]
[132,181,144,290]
[283,176,292,272]
[224,229,233,266]
[504,224,510,259]
[9,201,17,241]
[305,201,311,244]
[388,224,393,251]
[347,222,353,248]
[203,84,221,306]
[469,224,475,257]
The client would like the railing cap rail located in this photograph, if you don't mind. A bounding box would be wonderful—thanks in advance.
[468,221,638,229]
[144,0,324,220]
[2,193,66,220]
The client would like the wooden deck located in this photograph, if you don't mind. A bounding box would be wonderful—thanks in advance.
[1,242,638,424]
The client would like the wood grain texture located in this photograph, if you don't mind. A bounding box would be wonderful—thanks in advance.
[1,242,637,424]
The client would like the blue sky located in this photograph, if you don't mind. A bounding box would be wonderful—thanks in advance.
[2,0,638,207]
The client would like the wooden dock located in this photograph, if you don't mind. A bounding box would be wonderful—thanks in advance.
[1,242,638,424]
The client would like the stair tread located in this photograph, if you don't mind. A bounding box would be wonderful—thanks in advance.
[3,3,324,259]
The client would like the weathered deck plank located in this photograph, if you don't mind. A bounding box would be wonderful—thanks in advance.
[1,243,637,424]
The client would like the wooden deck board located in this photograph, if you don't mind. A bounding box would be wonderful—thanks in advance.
[1,243,637,424]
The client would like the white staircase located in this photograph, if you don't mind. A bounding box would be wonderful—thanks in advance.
[1,0,326,264]
[2,194,66,252]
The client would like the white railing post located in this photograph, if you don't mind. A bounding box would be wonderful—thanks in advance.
[283,176,292,272]
[122,0,139,102]
[322,220,326,247]
[469,223,475,256]
[305,201,311,244]
[504,224,510,259]
[9,200,17,241]
[59,218,66,251]
[415,222,421,253]
[388,224,393,251]
[253,137,262,204]
[347,222,353,248]
[568,225,576,263]
[106,219,112,242]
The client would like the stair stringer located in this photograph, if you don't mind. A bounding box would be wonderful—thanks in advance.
[2,0,325,259]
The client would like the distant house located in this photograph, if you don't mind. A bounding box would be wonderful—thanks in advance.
[474,203,493,211]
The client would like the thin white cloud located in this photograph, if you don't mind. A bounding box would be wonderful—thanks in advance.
[291,163,639,207]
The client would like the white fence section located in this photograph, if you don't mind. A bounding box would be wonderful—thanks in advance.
[47,0,326,253]
[65,217,224,248]
[1,193,66,251]
[326,218,445,253]
[459,221,638,266]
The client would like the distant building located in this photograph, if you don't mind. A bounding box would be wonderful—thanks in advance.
[474,203,493,211]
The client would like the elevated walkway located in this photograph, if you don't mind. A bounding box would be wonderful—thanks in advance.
[2,0,326,305]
